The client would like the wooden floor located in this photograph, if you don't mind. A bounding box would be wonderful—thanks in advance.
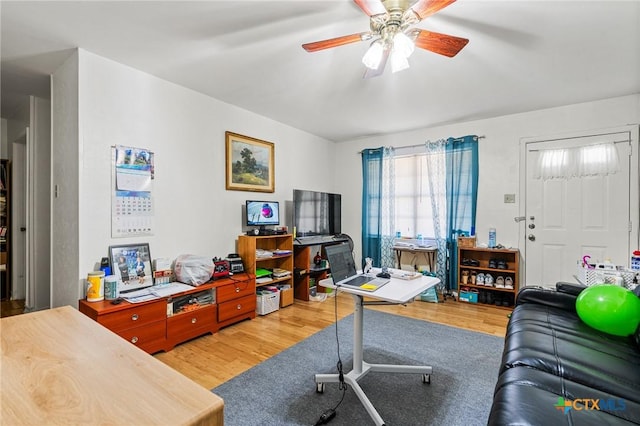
[154,292,510,390]
[0,299,25,318]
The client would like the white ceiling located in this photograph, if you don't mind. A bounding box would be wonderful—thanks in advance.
[2,0,639,142]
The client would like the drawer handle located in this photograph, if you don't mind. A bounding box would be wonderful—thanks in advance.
[191,318,197,324]
[235,287,240,293]
[237,304,242,310]
[131,336,139,344]
[131,314,139,321]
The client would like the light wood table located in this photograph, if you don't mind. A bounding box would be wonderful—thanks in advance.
[0,306,224,425]
[392,245,437,272]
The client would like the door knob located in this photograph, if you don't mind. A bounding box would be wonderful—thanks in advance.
[528,223,535,229]
[514,216,526,223]
[528,234,536,241]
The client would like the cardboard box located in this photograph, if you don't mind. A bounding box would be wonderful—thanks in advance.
[459,290,478,303]
[279,287,293,307]
[458,236,476,248]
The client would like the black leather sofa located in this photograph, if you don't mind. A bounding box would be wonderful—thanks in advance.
[488,282,640,425]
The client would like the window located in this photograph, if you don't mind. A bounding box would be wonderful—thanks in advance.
[389,153,445,239]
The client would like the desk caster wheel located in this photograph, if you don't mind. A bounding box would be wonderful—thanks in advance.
[422,374,431,384]
[316,383,325,393]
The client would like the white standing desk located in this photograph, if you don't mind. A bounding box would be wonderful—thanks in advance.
[317,271,440,426]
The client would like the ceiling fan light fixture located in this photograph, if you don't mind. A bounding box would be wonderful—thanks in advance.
[390,50,410,73]
[362,40,384,69]
[393,31,415,58]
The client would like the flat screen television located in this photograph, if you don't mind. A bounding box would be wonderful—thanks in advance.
[293,189,341,237]
[246,200,280,230]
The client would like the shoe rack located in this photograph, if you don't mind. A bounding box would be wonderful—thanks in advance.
[457,246,520,308]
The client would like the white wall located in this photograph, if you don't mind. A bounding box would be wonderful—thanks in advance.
[29,96,51,310]
[49,49,338,308]
[51,51,80,309]
[336,94,640,264]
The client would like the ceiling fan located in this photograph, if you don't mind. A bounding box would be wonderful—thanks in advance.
[302,0,469,78]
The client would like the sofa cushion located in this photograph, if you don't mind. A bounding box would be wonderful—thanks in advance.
[489,367,640,425]
[507,304,638,356]
[501,303,640,404]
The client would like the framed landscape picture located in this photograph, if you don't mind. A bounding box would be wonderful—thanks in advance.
[108,243,153,293]
[225,131,275,192]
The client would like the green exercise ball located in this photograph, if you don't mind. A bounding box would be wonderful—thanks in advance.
[576,284,640,337]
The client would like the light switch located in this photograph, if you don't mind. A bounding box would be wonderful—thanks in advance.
[504,194,516,203]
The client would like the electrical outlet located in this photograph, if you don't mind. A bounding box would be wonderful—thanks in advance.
[504,193,516,203]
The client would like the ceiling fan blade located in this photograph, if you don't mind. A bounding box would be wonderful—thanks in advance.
[353,0,387,17]
[414,30,469,57]
[411,0,457,20]
[302,32,372,52]
[363,45,390,79]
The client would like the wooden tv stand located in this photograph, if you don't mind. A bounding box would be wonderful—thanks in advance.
[79,273,256,353]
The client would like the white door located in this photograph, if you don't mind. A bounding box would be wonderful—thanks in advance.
[523,130,635,287]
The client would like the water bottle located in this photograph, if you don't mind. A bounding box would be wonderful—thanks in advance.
[488,228,496,248]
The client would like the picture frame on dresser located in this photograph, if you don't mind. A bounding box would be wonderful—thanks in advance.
[109,242,153,292]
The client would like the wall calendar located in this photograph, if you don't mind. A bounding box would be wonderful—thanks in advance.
[111,145,155,237]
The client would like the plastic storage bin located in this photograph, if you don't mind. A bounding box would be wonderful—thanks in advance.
[256,291,280,315]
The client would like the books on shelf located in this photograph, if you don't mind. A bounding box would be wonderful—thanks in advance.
[272,268,291,278]
[273,249,292,256]
[255,268,272,278]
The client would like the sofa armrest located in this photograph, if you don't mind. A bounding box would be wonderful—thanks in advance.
[515,286,578,313]
[555,281,587,296]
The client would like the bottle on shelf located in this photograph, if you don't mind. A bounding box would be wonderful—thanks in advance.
[488,228,496,248]
[313,251,322,266]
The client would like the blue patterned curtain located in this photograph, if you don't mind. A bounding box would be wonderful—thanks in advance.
[425,140,448,289]
[362,148,383,267]
[445,136,479,290]
[380,148,395,268]
[361,147,395,269]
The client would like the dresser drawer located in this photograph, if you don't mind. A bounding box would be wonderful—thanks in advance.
[167,305,217,343]
[217,280,255,303]
[116,320,166,353]
[98,301,166,333]
[218,294,256,322]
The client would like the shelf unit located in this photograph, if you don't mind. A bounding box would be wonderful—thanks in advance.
[293,239,348,301]
[237,234,294,289]
[0,159,9,300]
[293,246,329,301]
[457,246,519,308]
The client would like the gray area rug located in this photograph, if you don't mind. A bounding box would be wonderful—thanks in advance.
[213,309,504,425]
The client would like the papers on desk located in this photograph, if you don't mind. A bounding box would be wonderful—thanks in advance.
[393,244,436,250]
[121,282,196,303]
[389,271,422,280]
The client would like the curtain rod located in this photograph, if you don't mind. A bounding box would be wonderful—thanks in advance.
[358,135,485,154]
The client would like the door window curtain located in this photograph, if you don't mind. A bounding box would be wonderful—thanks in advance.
[534,142,620,180]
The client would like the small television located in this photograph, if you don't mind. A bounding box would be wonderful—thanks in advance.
[293,189,341,237]
[246,200,280,231]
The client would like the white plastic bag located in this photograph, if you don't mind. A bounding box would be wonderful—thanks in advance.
[174,254,214,286]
